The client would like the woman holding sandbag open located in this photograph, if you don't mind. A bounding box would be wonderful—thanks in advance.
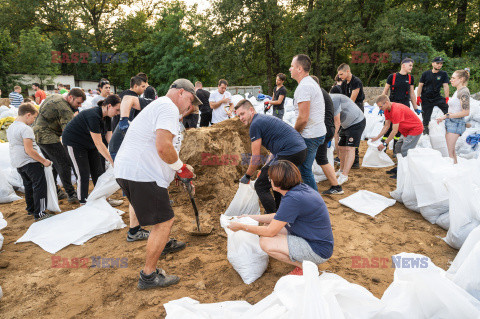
[228,160,334,276]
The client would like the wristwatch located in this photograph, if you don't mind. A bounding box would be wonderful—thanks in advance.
[446,113,450,118]
[382,141,387,147]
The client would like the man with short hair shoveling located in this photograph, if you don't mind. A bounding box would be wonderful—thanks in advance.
[114,79,202,289]
[236,99,307,214]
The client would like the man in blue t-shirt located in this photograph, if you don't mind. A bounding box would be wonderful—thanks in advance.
[235,99,307,214]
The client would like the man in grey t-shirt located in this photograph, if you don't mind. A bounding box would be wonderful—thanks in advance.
[290,54,326,191]
[330,93,366,185]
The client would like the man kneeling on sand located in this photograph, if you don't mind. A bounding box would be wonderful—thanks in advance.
[228,160,334,276]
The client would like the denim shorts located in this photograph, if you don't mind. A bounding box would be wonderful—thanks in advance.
[287,234,329,265]
[445,118,466,135]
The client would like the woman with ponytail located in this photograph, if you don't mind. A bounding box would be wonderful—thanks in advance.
[437,68,471,163]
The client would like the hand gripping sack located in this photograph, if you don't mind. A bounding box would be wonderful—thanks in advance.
[224,182,260,216]
[362,139,395,168]
[87,167,120,202]
[45,166,61,212]
[220,215,269,284]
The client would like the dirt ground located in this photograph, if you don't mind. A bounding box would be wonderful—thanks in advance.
[0,118,458,318]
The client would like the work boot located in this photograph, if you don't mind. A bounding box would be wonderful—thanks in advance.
[126,228,150,242]
[67,193,79,204]
[351,161,360,169]
[57,189,67,200]
[161,238,186,256]
[138,268,179,290]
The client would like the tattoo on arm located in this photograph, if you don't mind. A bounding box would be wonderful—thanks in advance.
[460,92,470,110]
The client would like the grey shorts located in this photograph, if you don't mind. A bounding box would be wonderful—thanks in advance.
[394,134,421,157]
[287,235,329,265]
[445,118,466,135]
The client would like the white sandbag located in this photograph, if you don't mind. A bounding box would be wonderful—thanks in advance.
[164,297,252,318]
[0,143,11,169]
[0,169,21,203]
[0,212,6,250]
[313,143,334,182]
[2,167,22,189]
[224,182,260,216]
[416,134,432,148]
[428,106,448,157]
[361,139,395,168]
[16,198,126,253]
[377,252,480,318]
[44,166,61,213]
[444,173,480,249]
[390,154,405,202]
[401,157,420,213]
[339,190,396,217]
[447,225,480,300]
[419,201,449,226]
[231,94,245,108]
[220,215,269,284]
[284,97,294,112]
[87,167,120,202]
[436,212,450,230]
[0,107,17,119]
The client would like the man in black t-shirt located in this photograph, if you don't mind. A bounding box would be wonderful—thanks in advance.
[265,73,287,120]
[136,72,157,100]
[337,63,365,111]
[416,57,450,131]
[330,75,342,94]
[382,58,419,110]
[195,81,212,127]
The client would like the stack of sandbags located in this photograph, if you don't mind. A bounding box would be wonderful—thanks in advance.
[362,104,385,140]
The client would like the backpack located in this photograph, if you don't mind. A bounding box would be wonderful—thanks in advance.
[391,72,412,97]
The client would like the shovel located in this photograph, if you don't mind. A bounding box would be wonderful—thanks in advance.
[178,176,212,236]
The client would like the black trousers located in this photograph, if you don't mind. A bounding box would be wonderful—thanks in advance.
[183,113,199,129]
[17,162,47,217]
[65,145,105,203]
[38,142,76,196]
[200,112,212,127]
[422,98,448,128]
[254,149,307,214]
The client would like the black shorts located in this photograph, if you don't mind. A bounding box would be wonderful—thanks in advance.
[339,118,366,148]
[315,127,334,166]
[116,178,174,226]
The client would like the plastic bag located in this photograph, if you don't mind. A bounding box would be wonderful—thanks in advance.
[220,215,269,284]
[428,106,448,157]
[224,182,260,216]
[361,139,395,168]
[339,190,396,217]
[44,166,61,213]
[313,144,334,182]
[378,253,480,318]
[0,169,21,203]
[447,225,480,300]
[164,297,252,318]
[87,167,120,202]
[390,154,405,202]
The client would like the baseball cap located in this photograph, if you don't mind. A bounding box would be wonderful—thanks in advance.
[432,57,445,63]
[170,79,202,106]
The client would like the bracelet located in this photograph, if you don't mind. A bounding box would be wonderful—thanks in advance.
[168,158,183,171]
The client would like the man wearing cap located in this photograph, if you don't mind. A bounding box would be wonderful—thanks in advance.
[114,79,201,290]
[416,57,450,132]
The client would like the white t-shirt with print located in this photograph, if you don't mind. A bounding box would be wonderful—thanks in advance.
[293,76,326,138]
[209,90,232,124]
[7,121,42,168]
[114,96,181,188]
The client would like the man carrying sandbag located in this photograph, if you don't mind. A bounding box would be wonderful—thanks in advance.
[236,99,307,214]
[372,95,423,178]
[114,79,202,289]
[330,94,366,185]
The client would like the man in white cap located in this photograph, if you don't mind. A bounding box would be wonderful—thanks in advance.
[114,78,201,289]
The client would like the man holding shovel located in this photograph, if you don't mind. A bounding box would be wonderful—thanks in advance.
[114,79,202,290]
[236,99,307,214]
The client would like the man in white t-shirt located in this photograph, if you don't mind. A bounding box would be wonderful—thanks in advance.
[114,78,201,290]
[209,79,234,124]
[290,54,326,191]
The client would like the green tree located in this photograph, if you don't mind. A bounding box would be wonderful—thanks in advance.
[0,28,18,97]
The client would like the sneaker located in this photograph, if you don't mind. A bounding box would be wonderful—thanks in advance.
[108,198,124,207]
[67,193,79,204]
[161,238,186,256]
[334,156,340,164]
[337,174,348,185]
[35,212,53,221]
[335,169,343,177]
[288,267,303,276]
[127,228,150,242]
[57,189,67,200]
[322,186,344,195]
[386,167,397,174]
[390,174,397,179]
[138,268,180,290]
[351,161,360,169]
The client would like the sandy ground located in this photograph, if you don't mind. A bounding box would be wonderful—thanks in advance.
[0,118,458,318]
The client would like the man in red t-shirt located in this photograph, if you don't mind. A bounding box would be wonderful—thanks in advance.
[32,83,47,105]
[372,95,422,163]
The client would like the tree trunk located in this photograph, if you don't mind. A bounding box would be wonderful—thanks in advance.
[452,0,468,57]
